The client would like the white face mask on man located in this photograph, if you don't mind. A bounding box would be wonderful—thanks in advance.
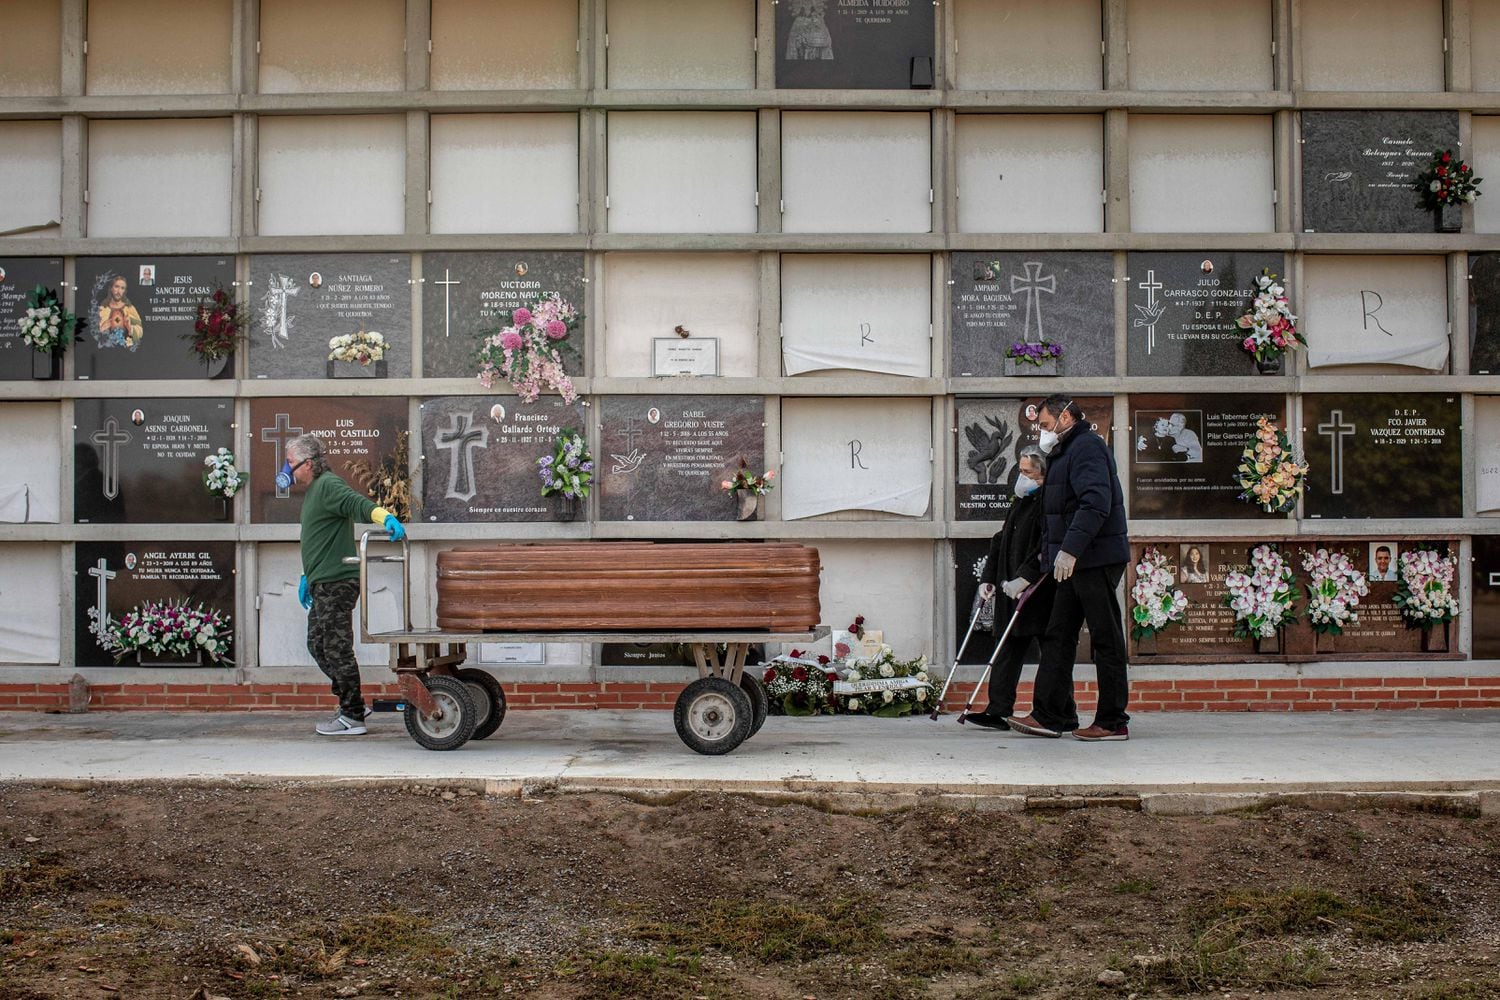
[1014,472,1041,497]
[1037,400,1075,455]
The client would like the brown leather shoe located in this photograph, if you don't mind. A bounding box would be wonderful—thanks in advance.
[1005,714,1061,738]
[1072,724,1129,742]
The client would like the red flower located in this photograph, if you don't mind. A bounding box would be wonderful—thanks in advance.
[1437,166,1447,177]
[825,671,839,684]
[855,615,865,626]
[763,667,776,683]
[790,648,803,659]
[792,666,808,681]
[1442,151,1452,162]
[816,654,830,665]
[1462,164,1471,172]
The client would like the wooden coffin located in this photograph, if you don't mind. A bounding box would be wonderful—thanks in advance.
[435,542,821,632]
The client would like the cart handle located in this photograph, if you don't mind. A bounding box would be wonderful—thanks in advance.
[341,529,412,637]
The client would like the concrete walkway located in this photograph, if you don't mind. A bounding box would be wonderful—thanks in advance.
[2,709,1498,813]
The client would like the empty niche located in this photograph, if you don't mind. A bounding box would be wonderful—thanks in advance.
[87,0,231,95]
[951,0,1101,91]
[956,115,1103,233]
[256,543,405,667]
[814,540,934,659]
[431,0,578,90]
[601,253,758,377]
[1477,0,1500,91]
[606,0,754,89]
[257,115,406,236]
[1475,117,1500,234]
[0,543,60,663]
[1128,115,1274,233]
[782,112,931,233]
[430,114,579,234]
[1127,0,1272,91]
[258,0,405,93]
[606,112,757,233]
[1480,397,1500,513]
[781,397,932,520]
[0,0,61,97]
[87,119,233,237]
[0,121,62,238]
[781,254,932,378]
[1299,0,1443,92]
[1302,255,1449,371]
[0,401,61,523]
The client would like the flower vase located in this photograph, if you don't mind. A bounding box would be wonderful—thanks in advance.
[1433,203,1462,233]
[1420,621,1450,652]
[555,495,579,522]
[1135,632,1157,656]
[326,359,388,379]
[1315,630,1338,654]
[1003,358,1059,377]
[136,649,204,667]
[31,348,62,381]
[736,491,759,521]
[215,496,233,522]
[1255,354,1283,375]
[1251,629,1281,655]
[206,356,233,380]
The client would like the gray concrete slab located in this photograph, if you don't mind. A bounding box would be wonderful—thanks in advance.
[1,711,1498,809]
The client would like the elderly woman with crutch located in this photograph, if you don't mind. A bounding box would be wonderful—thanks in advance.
[960,445,1065,729]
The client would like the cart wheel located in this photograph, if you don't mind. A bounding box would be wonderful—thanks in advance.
[674,677,753,755]
[457,667,507,740]
[738,671,769,738]
[404,675,477,751]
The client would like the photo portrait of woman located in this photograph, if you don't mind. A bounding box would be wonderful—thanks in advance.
[95,276,144,351]
[1180,544,1210,584]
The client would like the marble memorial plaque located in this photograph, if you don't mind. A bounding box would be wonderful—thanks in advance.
[1300,111,1459,234]
[1473,535,1500,659]
[597,395,765,522]
[1470,253,1500,375]
[955,396,1114,521]
[950,252,1114,378]
[1128,541,1248,659]
[1125,252,1282,376]
[0,258,64,381]
[74,541,235,667]
[420,395,587,523]
[422,251,585,379]
[73,398,235,524]
[1303,393,1461,519]
[74,257,235,380]
[1128,393,1284,520]
[775,0,935,89]
[249,397,409,524]
[1290,539,1422,657]
[248,253,412,380]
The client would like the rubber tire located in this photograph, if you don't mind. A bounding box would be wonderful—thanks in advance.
[403,674,477,751]
[457,667,507,741]
[673,676,754,756]
[738,671,769,737]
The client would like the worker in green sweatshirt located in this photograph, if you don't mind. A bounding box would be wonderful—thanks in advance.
[281,433,406,736]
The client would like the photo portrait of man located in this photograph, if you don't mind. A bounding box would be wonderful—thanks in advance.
[1179,544,1210,584]
[95,275,144,351]
[308,272,323,289]
[1370,543,1398,582]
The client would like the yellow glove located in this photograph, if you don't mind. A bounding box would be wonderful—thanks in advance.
[370,506,393,526]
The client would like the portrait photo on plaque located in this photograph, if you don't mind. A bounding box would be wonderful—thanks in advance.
[0,257,65,381]
[73,397,235,524]
[74,541,236,668]
[73,257,235,380]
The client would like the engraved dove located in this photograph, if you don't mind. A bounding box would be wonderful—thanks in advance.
[964,416,1013,485]
[610,449,645,475]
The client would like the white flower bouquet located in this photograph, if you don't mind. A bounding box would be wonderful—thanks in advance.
[327,329,387,365]
[1302,548,1370,636]
[1393,548,1460,627]
[18,285,81,354]
[203,447,243,499]
[1130,546,1187,640]
[1223,544,1298,640]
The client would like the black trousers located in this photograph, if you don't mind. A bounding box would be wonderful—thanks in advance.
[1029,563,1130,732]
[979,635,1052,720]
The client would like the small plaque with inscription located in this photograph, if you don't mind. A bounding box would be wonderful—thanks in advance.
[652,337,720,377]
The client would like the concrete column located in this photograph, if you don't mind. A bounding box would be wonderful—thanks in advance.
[405,110,430,236]
[60,0,84,96]
[1446,0,1472,93]
[61,116,86,241]
[1271,0,1293,91]
[1104,109,1130,233]
[757,252,782,380]
[241,0,260,94]
[1273,109,1295,233]
[757,109,782,234]
[932,110,954,236]
[584,0,606,92]
[1102,0,1128,91]
[755,0,776,90]
[406,0,432,91]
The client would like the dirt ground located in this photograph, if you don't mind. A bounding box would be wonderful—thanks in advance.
[1,784,1496,1000]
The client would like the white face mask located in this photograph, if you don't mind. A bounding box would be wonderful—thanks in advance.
[1014,473,1041,497]
[1038,430,1059,455]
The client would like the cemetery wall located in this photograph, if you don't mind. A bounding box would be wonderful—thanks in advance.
[5,0,1500,712]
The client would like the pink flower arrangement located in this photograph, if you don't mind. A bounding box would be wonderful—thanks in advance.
[721,458,776,496]
[1223,544,1298,640]
[476,292,582,403]
[1393,548,1460,626]
[1234,269,1304,364]
[96,600,233,664]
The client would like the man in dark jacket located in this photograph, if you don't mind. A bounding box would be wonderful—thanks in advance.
[1007,396,1131,742]
[966,446,1064,728]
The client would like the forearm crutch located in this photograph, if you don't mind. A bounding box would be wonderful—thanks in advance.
[954,580,1042,725]
[927,597,989,720]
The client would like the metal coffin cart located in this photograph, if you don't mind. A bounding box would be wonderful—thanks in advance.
[347,532,828,755]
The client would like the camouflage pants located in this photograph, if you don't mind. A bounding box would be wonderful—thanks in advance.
[307,579,365,720]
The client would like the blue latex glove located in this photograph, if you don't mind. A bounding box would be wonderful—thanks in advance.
[298,575,311,610]
[384,514,406,541]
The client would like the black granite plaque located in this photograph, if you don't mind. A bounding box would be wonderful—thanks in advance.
[955,396,1114,521]
[249,397,409,524]
[0,258,65,381]
[1301,111,1459,234]
[598,396,765,522]
[1125,252,1282,376]
[775,0,935,89]
[248,254,412,380]
[422,251,586,379]
[1470,253,1500,375]
[420,395,587,523]
[74,541,235,667]
[950,252,1114,378]
[1128,393,1284,520]
[74,257,235,380]
[1303,393,1461,520]
[1474,535,1500,659]
[73,398,235,524]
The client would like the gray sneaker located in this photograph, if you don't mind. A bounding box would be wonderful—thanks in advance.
[315,714,368,736]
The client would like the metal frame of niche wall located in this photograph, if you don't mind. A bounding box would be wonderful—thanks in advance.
[1,0,1499,694]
